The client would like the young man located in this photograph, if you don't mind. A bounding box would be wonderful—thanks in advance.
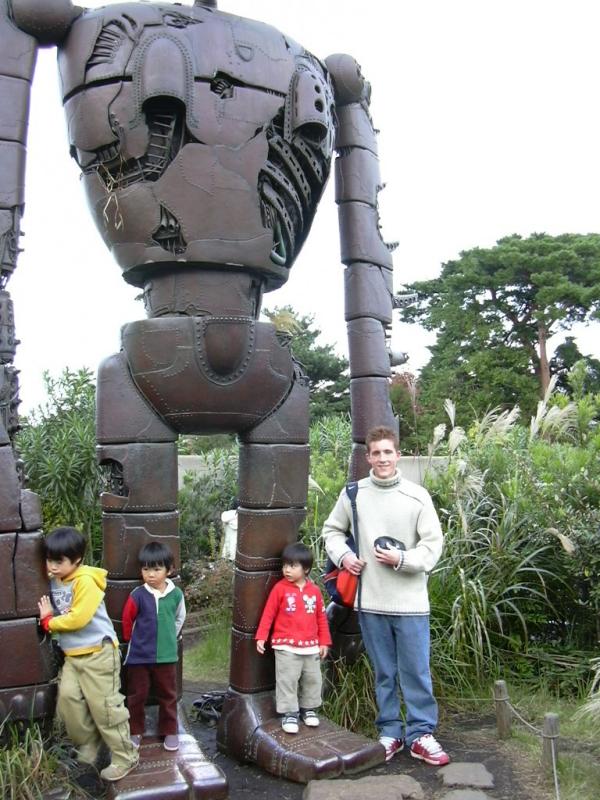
[322,426,449,766]
[38,527,139,782]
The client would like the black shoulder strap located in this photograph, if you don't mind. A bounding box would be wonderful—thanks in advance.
[345,481,359,557]
[345,480,362,612]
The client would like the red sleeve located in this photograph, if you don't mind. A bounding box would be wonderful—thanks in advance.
[121,594,139,642]
[40,614,53,633]
[316,589,332,647]
[255,583,282,642]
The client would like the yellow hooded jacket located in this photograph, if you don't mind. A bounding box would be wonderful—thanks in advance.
[48,565,118,656]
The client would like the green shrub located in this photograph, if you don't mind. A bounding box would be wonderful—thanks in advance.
[425,385,600,693]
[302,415,352,568]
[178,446,238,560]
[17,368,102,561]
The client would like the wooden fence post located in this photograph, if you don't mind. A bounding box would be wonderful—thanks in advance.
[542,712,559,773]
[494,680,512,739]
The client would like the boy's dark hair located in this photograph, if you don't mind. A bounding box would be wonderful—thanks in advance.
[366,425,399,452]
[281,542,313,572]
[138,541,175,570]
[42,527,86,562]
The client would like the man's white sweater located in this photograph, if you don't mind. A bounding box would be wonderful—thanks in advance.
[322,470,443,615]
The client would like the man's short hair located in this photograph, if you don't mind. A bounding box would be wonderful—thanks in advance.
[281,542,313,572]
[43,527,86,562]
[138,541,175,570]
[365,425,399,451]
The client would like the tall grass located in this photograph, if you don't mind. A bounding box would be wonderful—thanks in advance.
[323,655,377,737]
[183,607,232,684]
[0,722,74,800]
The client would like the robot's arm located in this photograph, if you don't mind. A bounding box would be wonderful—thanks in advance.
[0,1,37,288]
[325,54,404,477]
[0,1,81,283]
[0,1,82,438]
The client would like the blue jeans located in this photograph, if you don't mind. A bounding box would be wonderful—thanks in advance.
[359,612,438,744]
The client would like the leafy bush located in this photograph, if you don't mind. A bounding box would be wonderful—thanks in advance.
[181,559,234,612]
[17,368,103,561]
[302,415,352,568]
[425,386,600,692]
[178,446,238,560]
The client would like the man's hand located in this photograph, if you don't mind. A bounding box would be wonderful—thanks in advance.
[374,544,401,567]
[341,552,366,575]
[256,639,266,654]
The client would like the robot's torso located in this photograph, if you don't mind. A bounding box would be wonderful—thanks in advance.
[55,2,335,289]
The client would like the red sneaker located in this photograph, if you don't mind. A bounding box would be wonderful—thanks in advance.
[410,734,450,766]
[379,736,404,762]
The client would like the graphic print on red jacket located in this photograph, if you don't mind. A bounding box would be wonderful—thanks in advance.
[122,580,186,664]
[255,578,332,652]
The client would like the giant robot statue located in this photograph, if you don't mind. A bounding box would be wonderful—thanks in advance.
[0,0,403,796]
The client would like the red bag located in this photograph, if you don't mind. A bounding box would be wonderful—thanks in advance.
[323,565,358,608]
[322,482,361,608]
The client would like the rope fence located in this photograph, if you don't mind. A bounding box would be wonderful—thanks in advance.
[493,680,560,800]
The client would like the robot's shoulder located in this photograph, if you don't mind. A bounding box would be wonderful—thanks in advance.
[10,0,82,45]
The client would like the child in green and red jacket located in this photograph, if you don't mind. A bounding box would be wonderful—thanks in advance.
[122,542,186,752]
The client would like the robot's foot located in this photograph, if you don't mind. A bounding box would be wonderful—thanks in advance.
[106,709,228,800]
[216,689,385,783]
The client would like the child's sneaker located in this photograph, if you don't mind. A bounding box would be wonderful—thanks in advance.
[163,735,179,751]
[130,735,142,749]
[409,734,450,766]
[379,736,404,762]
[100,757,139,782]
[300,710,320,727]
[281,714,299,734]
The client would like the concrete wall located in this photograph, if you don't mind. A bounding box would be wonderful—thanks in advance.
[177,455,447,489]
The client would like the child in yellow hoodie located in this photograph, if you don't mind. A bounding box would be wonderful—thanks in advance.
[38,527,138,782]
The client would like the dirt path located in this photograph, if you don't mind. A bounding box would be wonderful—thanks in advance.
[182,682,557,800]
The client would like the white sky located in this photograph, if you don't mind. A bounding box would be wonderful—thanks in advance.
[10,0,600,413]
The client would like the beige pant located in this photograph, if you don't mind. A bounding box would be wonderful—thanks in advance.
[57,642,137,769]
[274,649,322,714]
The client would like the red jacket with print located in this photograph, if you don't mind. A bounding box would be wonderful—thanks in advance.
[255,578,332,649]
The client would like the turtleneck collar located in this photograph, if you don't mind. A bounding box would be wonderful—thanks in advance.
[369,469,401,488]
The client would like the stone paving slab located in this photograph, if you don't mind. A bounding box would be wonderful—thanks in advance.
[439,791,493,800]
[438,763,495,788]
[303,774,425,800]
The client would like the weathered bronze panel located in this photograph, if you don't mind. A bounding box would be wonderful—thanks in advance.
[232,568,280,633]
[344,262,394,323]
[103,511,179,579]
[238,444,310,508]
[0,618,56,686]
[98,442,178,512]
[235,508,306,572]
[347,318,391,378]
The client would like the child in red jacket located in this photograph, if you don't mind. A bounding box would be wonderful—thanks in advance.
[256,542,331,734]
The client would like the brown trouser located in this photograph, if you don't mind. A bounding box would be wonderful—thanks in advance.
[126,662,178,735]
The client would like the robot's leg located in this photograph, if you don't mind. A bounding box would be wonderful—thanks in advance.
[96,352,227,800]
[216,373,384,782]
[0,290,56,735]
[0,438,56,732]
